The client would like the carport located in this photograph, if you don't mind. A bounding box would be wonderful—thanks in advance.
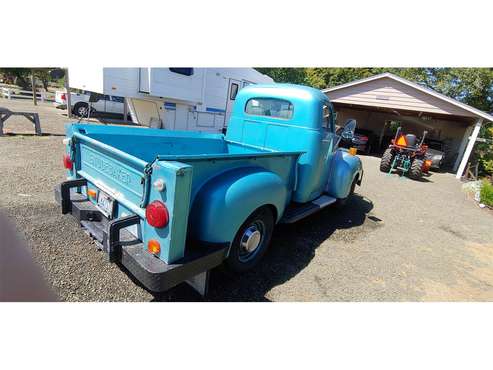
[323,73,493,178]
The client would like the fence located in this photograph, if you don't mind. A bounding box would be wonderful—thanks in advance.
[0,87,55,103]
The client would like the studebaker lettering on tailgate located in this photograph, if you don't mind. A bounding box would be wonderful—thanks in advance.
[87,153,131,185]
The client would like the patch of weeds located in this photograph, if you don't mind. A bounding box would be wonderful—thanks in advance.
[480,179,493,207]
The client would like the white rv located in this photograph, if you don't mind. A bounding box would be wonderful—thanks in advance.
[68,68,274,132]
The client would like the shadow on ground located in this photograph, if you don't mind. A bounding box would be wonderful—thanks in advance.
[150,194,374,302]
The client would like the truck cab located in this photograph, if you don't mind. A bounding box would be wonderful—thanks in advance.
[227,84,360,204]
[55,83,363,295]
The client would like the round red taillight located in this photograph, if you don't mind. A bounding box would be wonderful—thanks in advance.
[146,200,169,228]
[63,154,73,170]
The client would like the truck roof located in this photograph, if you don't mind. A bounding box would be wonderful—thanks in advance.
[231,83,331,130]
[240,83,329,104]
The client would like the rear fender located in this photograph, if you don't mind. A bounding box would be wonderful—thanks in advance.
[189,167,289,245]
[326,149,363,199]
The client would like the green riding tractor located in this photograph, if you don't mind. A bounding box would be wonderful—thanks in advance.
[380,127,432,180]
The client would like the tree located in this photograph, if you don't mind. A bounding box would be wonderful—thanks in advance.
[34,69,51,91]
[430,68,493,176]
[0,68,31,89]
[0,67,65,91]
[305,67,375,89]
[432,68,493,112]
[256,68,307,85]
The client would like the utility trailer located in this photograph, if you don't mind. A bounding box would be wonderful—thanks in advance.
[55,84,363,296]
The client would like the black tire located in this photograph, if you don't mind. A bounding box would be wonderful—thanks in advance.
[409,158,424,180]
[226,206,275,273]
[335,177,357,209]
[73,102,89,117]
[380,148,394,172]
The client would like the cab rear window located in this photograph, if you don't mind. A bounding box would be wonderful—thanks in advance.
[245,98,293,119]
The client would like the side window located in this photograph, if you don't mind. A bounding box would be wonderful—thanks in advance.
[230,83,239,100]
[111,96,124,103]
[245,98,294,119]
[169,68,194,76]
[89,92,103,103]
[322,104,334,132]
[103,95,111,101]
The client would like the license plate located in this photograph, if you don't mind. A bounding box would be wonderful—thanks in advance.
[97,190,114,218]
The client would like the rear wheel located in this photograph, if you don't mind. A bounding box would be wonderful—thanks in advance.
[409,158,424,180]
[380,148,394,172]
[226,206,275,273]
[73,102,89,117]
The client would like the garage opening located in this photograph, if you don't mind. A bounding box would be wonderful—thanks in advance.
[333,104,472,169]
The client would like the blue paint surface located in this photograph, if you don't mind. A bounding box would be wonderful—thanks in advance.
[64,83,362,264]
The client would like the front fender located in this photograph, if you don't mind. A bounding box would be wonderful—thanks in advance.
[326,149,363,199]
[189,167,289,244]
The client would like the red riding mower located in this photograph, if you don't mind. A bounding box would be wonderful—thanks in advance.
[379,127,433,180]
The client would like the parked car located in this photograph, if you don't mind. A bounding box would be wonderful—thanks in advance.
[54,90,125,117]
[423,138,445,169]
[336,127,376,154]
[55,84,363,295]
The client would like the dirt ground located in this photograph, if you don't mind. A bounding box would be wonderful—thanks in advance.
[1,98,492,301]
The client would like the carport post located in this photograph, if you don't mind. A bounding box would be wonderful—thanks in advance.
[453,124,474,172]
[455,119,483,179]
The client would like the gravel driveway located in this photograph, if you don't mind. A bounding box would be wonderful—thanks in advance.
[1,99,492,301]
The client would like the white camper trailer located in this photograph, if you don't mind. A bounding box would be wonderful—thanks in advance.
[68,68,274,132]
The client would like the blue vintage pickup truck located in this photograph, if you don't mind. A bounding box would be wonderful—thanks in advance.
[55,84,363,295]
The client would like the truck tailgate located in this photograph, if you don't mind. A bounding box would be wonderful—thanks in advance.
[73,132,148,217]
[68,130,194,264]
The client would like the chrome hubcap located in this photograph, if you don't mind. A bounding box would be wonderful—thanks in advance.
[241,228,261,253]
[239,221,264,262]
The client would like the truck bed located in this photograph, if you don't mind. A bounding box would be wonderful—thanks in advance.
[69,124,302,206]
[80,125,274,162]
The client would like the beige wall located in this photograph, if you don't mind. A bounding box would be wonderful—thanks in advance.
[327,77,477,118]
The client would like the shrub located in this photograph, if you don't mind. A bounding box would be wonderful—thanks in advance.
[480,180,493,207]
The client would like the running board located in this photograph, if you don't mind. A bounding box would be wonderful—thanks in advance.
[281,195,337,224]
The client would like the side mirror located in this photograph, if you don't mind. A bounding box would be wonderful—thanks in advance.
[340,119,356,141]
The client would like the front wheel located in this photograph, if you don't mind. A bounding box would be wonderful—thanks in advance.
[409,158,424,180]
[226,206,275,273]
